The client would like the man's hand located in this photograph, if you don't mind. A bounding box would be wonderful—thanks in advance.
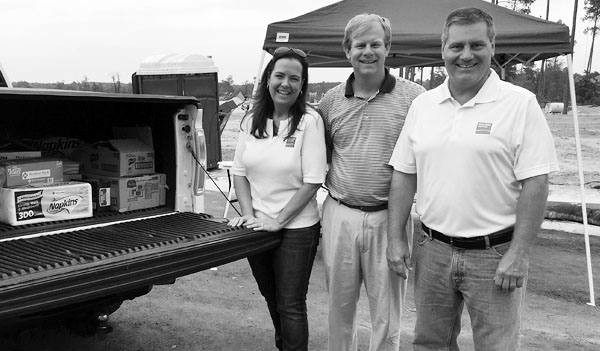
[493,250,530,292]
[386,170,417,279]
[493,174,547,292]
[387,238,412,279]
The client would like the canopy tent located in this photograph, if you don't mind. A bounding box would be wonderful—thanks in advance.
[259,0,595,306]
[262,0,571,70]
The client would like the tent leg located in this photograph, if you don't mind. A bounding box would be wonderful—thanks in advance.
[566,54,596,307]
[430,67,434,89]
[251,50,267,102]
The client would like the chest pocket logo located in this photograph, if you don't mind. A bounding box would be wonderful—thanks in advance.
[475,122,492,135]
[285,137,296,148]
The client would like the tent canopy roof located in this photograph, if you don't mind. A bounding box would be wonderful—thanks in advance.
[263,0,572,68]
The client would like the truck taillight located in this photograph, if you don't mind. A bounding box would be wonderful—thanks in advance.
[193,129,207,195]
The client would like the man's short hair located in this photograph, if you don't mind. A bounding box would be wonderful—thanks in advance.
[441,7,496,47]
[342,14,391,52]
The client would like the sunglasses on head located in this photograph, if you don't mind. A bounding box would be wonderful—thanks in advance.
[274,47,307,58]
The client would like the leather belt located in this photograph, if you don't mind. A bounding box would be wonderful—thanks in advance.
[329,195,388,212]
[421,223,513,250]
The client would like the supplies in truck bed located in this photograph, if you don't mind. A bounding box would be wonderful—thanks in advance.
[0,181,93,226]
[86,173,166,212]
[77,139,155,177]
[0,140,42,160]
[22,136,82,157]
[0,158,63,188]
[79,177,111,212]
[0,150,42,161]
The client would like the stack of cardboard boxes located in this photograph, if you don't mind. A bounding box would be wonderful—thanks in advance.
[0,154,93,226]
[0,135,166,226]
[79,139,166,213]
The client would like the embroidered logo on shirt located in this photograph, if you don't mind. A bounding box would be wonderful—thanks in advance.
[285,137,296,147]
[475,122,492,134]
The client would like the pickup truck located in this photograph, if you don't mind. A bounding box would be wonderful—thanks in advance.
[0,68,278,334]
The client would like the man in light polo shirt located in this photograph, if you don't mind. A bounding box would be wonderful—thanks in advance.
[387,7,558,351]
[318,13,425,351]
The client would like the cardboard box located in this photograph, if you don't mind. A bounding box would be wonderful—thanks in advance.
[0,158,63,188]
[79,139,154,177]
[63,174,83,181]
[90,173,166,212]
[80,178,111,212]
[0,150,42,161]
[113,126,154,148]
[23,137,82,157]
[0,181,93,226]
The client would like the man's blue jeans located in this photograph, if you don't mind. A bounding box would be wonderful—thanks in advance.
[412,229,526,351]
[247,222,321,351]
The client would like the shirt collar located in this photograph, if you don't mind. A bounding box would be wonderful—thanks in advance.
[437,69,500,105]
[344,68,396,97]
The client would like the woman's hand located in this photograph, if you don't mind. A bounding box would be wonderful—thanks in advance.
[227,215,255,227]
[245,217,283,232]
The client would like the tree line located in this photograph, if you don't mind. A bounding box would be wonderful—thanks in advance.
[13,77,133,94]
[11,60,600,108]
[396,60,598,107]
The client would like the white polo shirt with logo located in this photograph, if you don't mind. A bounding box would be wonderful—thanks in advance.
[389,70,559,237]
[232,109,327,229]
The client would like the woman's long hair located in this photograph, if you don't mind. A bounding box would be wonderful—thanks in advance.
[243,51,309,140]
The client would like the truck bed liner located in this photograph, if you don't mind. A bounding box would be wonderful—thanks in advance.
[0,212,279,328]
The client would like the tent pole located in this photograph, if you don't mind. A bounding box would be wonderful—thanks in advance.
[566,54,596,307]
[430,67,434,90]
[251,50,267,101]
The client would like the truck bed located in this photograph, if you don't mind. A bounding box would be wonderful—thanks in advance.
[0,211,279,330]
[0,88,278,332]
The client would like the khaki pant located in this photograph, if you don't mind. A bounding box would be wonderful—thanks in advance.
[321,196,413,351]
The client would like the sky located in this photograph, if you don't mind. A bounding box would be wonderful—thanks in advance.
[0,0,595,85]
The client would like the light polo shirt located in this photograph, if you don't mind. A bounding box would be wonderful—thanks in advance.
[389,70,559,237]
[232,109,327,229]
[319,70,425,206]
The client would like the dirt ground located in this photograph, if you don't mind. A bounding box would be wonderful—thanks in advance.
[5,106,600,350]
[546,105,600,187]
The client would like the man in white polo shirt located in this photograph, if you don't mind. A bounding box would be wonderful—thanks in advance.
[387,7,558,351]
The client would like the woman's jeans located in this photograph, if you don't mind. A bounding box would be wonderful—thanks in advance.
[247,222,321,351]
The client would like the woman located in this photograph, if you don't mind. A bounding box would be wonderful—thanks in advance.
[228,47,326,351]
